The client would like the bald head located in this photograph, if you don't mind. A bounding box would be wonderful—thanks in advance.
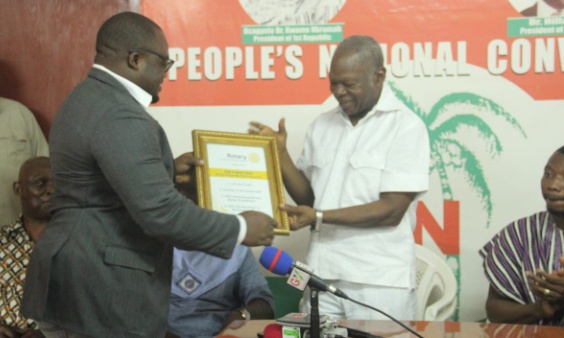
[19,157,50,181]
[95,11,162,64]
[333,35,384,72]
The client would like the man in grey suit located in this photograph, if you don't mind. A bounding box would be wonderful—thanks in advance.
[21,12,276,338]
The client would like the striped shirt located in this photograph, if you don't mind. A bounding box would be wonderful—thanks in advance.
[480,211,564,326]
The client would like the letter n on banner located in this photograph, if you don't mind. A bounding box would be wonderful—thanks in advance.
[414,201,460,255]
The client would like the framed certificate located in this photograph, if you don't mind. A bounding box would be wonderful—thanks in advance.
[192,130,290,235]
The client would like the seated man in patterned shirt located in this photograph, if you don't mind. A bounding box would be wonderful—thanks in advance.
[0,156,51,337]
[480,145,564,326]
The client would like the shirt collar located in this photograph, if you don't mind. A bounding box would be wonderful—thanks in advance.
[92,64,153,108]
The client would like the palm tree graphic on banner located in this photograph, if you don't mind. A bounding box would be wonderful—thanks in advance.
[389,81,527,320]
[389,81,527,227]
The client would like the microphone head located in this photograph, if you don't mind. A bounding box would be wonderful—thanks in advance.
[263,323,282,338]
[259,246,294,276]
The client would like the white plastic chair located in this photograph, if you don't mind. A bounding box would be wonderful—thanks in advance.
[415,244,457,321]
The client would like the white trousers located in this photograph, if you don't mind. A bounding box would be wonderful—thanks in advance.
[300,280,416,321]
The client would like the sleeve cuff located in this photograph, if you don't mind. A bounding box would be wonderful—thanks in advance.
[236,214,247,244]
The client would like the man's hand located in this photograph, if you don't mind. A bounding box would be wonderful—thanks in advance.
[240,211,276,246]
[221,310,246,331]
[281,204,315,231]
[536,298,561,319]
[527,265,564,308]
[174,152,204,184]
[174,152,204,203]
[249,119,288,153]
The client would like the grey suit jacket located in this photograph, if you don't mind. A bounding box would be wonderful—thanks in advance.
[21,68,240,338]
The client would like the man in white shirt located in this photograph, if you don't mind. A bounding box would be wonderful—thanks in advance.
[250,35,430,320]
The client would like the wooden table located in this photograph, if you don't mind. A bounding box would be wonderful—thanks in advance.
[218,319,564,337]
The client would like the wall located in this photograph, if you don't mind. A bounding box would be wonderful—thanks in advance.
[0,0,137,137]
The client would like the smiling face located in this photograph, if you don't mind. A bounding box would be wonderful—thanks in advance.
[329,45,386,126]
[541,150,564,218]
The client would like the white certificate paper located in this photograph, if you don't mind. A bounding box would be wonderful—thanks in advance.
[207,143,273,216]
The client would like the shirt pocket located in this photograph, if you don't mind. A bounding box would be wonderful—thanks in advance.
[310,151,330,168]
[344,151,386,202]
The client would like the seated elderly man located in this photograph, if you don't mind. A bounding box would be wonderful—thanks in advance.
[0,156,51,337]
[480,145,564,325]
[166,245,274,337]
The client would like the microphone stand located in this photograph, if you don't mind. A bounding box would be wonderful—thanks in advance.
[309,287,320,338]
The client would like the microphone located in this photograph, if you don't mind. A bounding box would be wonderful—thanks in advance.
[260,247,424,338]
[259,246,348,299]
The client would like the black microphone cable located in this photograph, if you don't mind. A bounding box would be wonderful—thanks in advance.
[343,297,424,338]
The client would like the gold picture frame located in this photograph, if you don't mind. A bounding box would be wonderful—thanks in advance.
[192,130,289,235]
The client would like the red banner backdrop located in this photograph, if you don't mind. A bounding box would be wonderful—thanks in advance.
[143,0,562,107]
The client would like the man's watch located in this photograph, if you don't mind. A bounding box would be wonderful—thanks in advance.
[311,210,323,232]
[238,308,251,321]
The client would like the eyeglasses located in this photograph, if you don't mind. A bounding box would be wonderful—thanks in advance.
[136,48,175,72]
